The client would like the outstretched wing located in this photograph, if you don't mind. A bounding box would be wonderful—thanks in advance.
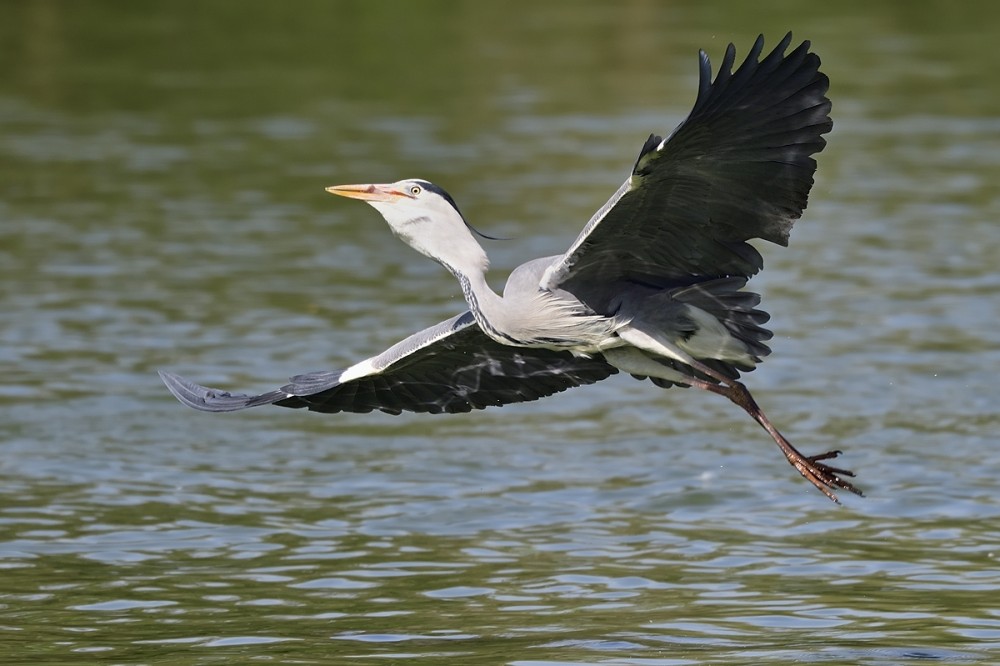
[159,311,618,415]
[541,33,832,311]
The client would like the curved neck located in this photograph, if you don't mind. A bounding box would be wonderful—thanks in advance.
[446,262,511,343]
[398,212,512,342]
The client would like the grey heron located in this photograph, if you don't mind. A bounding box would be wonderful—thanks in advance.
[160,33,863,503]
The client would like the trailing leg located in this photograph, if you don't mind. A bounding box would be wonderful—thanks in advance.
[605,332,864,502]
[692,377,863,502]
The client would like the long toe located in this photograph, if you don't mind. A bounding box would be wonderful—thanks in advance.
[784,446,865,502]
[814,460,865,497]
[807,449,843,463]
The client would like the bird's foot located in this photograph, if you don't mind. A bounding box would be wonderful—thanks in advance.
[783,445,864,504]
[688,378,865,503]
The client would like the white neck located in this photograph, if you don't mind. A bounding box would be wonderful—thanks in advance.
[372,198,511,340]
[441,249,510,342]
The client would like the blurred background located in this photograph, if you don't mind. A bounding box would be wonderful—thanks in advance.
[2,1,999,663]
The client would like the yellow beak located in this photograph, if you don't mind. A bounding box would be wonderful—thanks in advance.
[325,183,406,202]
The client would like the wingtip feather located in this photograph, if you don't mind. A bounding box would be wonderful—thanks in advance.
[158,370,285,412]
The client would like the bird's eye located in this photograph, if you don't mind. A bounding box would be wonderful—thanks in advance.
[409,185,422,196]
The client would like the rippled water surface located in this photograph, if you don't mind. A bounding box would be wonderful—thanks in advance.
[2,2,999,664]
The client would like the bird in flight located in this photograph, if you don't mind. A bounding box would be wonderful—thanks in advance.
[161,33,863,503]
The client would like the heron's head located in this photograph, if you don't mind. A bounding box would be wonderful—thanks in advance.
[326,179,488,273]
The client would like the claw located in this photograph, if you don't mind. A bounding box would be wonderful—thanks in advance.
[790,447,865,502]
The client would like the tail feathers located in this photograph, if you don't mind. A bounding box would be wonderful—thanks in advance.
[671,277,773,360]
[635,277,775,389]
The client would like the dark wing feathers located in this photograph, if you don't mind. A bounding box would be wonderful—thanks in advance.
[160,312,617,416]
[542,33,831,311]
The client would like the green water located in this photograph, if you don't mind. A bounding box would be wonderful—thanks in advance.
[2,1,999,664]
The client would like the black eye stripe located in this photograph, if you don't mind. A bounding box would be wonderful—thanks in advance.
[412,180,461,214]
